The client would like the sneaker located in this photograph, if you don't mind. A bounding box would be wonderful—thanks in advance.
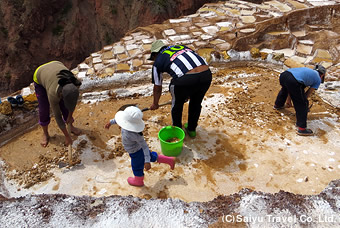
[273,105,284,110]
[184,123,196,138]
[297,128,313,136]
[16,95,24,107]
[7,96,18,107]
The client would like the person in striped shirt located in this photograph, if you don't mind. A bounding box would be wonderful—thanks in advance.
[148,40,212,138]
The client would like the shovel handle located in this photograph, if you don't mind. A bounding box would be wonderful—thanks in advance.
[67,123,72,163]
[68,144,72,162]
[141,101,172,112]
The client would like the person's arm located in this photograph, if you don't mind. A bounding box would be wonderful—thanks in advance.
[105,118,116,129]
[305,87,315,98]
[140,137,151,163]
[50,100,73,145]
[66,111,74,124]
[285,95,292,108]
[135,134,152,170]
[60,126,72,146]
[150,85,162,110]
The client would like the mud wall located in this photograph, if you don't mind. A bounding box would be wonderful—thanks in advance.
[0,0,218,96]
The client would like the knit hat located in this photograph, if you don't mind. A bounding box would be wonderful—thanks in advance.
[114,106,145,132]
[314,64,326,75]
[62,83,79,113]
[148,40,166,60]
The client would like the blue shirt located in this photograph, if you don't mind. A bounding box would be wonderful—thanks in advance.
[152,45,207,86]
[287,67,321,89]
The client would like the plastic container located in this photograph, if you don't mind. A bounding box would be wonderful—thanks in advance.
[158,126,185,157]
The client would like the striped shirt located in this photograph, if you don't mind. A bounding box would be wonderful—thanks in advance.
[152,45,207,86]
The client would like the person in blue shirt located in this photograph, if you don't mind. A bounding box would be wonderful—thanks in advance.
[148,40,212,138]
[274,65,326,136]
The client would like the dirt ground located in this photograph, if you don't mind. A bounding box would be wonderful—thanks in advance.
[1,63,339,202]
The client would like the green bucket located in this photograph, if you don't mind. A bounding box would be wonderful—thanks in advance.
[158,126,185,157]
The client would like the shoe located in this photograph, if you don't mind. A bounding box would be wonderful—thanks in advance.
[297,128,313,136]
[273,105,284,110]
[184,123,196,138]
[127,176,144,187]
[7,96,18,107]
[158,154,175,170]
[16,95,24,107]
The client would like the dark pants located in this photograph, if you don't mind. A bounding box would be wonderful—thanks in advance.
[129,149,158,176]
[274,71,308,128]
[170,69,212,131]
[34,82,69,126]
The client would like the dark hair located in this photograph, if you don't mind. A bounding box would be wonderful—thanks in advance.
[58,70,82,87]
[313,65,326,75]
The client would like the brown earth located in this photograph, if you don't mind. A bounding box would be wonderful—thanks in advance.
[1,64,339,202]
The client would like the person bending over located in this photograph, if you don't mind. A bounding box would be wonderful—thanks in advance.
[33,61,81,147]
[148,40,212,138]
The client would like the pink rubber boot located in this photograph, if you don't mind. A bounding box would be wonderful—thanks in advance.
[158,154,175,170]
[127,176,144,187]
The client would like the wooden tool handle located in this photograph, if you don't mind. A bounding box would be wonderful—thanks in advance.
[67,123,72,163]
[141,101,172,112]
[68,144,72,163]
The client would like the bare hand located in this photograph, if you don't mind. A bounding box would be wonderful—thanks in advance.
[65,135,72,146]
[144,163,151,171]
[149,103,159,110]
[285,101,292,108]
[105,122,111,129]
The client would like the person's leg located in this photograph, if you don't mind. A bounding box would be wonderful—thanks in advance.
[157,153,175,170]
[290,87,308,129]
[41,125,49,147]
[170,85,189,128]
[284,75,308,129]
[128,149,145,186]
[274,72,289,108]
[186,84,209,131]
[150,151,158,162]
[187,71,212,132]
[34,82,51,147]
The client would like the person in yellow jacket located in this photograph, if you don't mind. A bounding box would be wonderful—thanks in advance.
[33,61,81,147]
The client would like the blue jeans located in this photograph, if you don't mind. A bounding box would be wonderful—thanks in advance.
[129,149,158,176]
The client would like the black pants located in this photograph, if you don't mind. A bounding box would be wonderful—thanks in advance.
[274,71,308,128]
[170,69,212,131]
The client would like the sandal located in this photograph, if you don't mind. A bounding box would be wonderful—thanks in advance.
[7,96,18,107]
[16,95,24,107]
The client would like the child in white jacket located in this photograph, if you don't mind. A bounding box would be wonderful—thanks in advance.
[105,106,175,187]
